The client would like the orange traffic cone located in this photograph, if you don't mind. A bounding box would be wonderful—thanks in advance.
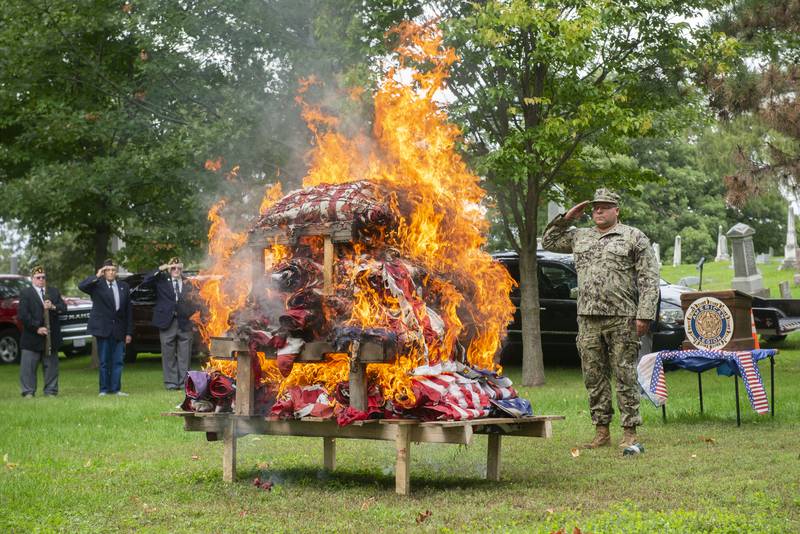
[750,309,760,349]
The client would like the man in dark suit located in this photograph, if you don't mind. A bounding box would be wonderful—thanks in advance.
[141,256,199,390]
[18,265,67,397]
[79,259,133,397]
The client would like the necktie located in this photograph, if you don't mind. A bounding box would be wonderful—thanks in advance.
[173,279,180,302]
[40,288,45,300]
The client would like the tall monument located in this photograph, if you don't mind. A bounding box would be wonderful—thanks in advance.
[715,224,729,262]
[782,205,797,270]
[672,235,682,267]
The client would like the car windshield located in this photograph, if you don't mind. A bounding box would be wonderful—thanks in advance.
[0,278,31,298]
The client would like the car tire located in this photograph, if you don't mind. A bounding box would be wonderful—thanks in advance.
[124,347,138,363]
[766,335,787,342]
[0,329,21,364]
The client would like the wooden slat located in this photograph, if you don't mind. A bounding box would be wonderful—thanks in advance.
[486,434,501,481]
[222,419,237,482]
[323,236,334,296]
[323,437,336,471]
[235,351,254,416]
[395,424,411,496]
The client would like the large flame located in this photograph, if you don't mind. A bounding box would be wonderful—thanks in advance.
[198,21,515,400]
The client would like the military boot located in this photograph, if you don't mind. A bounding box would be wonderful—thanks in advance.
[582,424,610,449]
[619,426,638,448]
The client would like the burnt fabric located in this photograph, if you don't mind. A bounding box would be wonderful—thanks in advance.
[276,354,298,377]
[209,373,235,399]
[185,371,210,399]
[271,385,334,419]
[329,326,398,353]
[279,308,316,332]
[272,258,323,293]
[256,181,395,234]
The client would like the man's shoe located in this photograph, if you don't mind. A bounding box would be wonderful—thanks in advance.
[22,393,34,399]
[116,392,129,397]
[582,424,611,449]
[619,426,638,448]
[98,392,108,397]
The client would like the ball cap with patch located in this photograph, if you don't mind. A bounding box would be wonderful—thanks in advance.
[591,187,620,206]
[103,258,118,268]
[167,256,183,269]
[30,265,46,276]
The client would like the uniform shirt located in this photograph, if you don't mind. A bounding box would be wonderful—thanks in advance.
[542,214,659,320]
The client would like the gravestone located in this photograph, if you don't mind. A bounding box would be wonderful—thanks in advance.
[782,205,797,270]
[672,235,681,267]
[715,224,729,262]
[652,243,661,266]
[794,273,800,287]
[779,281,792,298]
[727,223,768,296]
[547,200,565,223]
[756,253,769,264]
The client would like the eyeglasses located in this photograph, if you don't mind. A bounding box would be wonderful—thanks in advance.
[33,275,46,280]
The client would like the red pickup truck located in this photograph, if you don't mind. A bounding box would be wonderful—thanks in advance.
[0,274,93,364]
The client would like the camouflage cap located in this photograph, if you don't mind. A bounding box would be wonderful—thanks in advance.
[591,187,620,206]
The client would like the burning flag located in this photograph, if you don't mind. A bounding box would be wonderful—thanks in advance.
[192,22,522,422]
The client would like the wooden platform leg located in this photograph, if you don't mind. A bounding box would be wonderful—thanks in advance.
[323,437,336,471]
[395,425,411,496]
[487,434,501,481]
[349,361,368,412]
[223,419,237,482]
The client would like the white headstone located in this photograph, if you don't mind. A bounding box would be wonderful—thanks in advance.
[672,235,682,267]
[652,243,661,266]
[715,224,729,262]
[547,200,565,223]
[783,205,797,270]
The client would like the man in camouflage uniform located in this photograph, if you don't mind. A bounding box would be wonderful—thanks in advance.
[542,188,659,450]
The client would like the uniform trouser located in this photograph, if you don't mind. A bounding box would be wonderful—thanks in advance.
[20,348,59,396]
[576,315,642,428]
[96,336,125,393]
[160,318,192,389]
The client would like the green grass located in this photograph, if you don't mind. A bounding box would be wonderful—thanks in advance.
[1,339,799,533]
[660,257,800,297]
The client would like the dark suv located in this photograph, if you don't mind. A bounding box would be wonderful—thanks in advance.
[0,274,93,364]
[493,250,693,363]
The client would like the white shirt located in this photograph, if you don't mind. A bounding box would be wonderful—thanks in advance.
[171,277,182,301]
[107,280,120,311]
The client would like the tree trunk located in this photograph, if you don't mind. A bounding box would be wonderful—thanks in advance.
[93,224,111,269]
[519,244,546,386]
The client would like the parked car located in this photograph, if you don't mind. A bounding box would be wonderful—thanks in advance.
[123,271,206,363]
[0,274,93,364]
[492,250,694,364]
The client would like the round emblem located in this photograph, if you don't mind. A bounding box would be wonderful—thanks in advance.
[684,296,734,350]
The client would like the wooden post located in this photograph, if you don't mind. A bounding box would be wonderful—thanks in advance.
[323,437,336,471]
[222,418,237,482]
[349,362,368,412]
[235,350,254,416]
[395,425,411,495]
[323,236,334,296]
[486,434,501,481]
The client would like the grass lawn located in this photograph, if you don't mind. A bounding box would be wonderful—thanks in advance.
[2,260,799,532]
[660,257,800,297]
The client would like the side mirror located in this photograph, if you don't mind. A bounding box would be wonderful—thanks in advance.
[570,287,579,299]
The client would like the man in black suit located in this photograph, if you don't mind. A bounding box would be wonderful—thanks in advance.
[18,265,67,397]
[141,256,199,390]
[79,259,133,397]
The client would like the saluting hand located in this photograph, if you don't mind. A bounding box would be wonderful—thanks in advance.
[564,200,591,221]
[96,267,107,278]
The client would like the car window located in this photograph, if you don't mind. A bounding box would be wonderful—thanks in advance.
[539,263,577,299]
[0,278,30,299]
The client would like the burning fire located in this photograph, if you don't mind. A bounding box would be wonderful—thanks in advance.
[196,22,514,404]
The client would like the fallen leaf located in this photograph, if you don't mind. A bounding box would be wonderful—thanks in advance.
[84,459,92,468]
[573,528,583,534]
[252,437,262,442]
[545,508,555,514]
[191,455,200,461]
[416,510,432,524]
[700,436,717,446]
[360,497,376,511]
[691,454,697,459]
[256,461,270,470]
[4,453,18,470]
[570,448,580,458]
[121,2,132,14]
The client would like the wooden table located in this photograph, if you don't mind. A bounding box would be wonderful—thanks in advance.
[164,412,564,495]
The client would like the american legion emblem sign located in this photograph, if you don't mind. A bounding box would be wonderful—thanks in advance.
[684,296,734,350]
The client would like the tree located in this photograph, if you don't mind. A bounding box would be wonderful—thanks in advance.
[439,0,724,385]
[0,1,423,278]
[707,0,800,202]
